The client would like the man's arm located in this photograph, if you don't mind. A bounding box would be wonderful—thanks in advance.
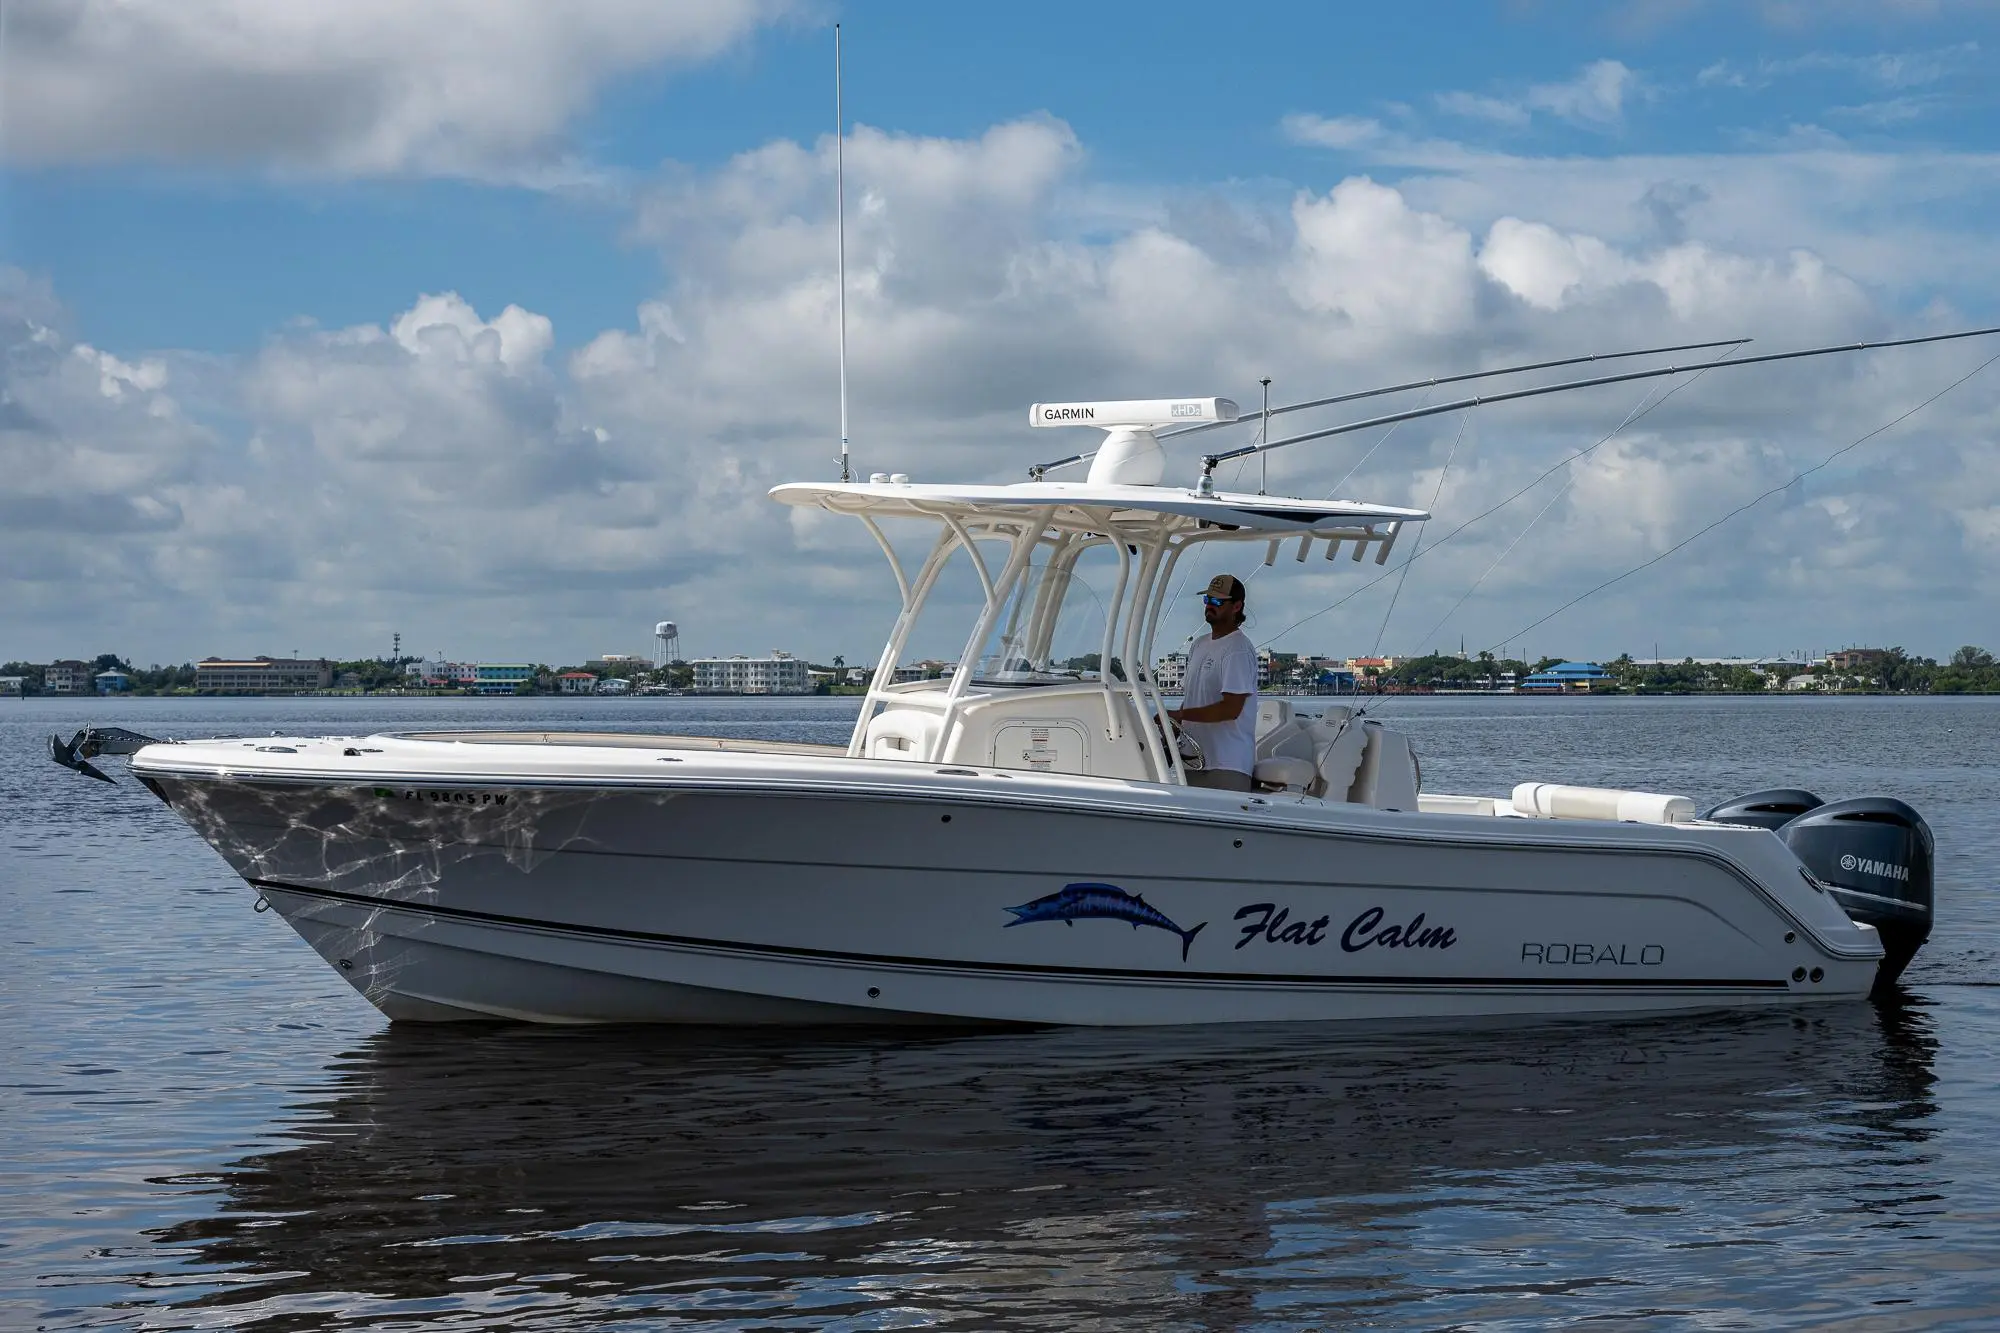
[1170,692,1250,725]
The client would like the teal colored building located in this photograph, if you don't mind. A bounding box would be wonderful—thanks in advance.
[1518,662,1610,693]
[473,663,534,695]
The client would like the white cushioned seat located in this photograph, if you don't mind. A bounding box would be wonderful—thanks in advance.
[1253,698,1295,742]
[1510,782,1696,824]
[1253,755,1318,791]
[1311,721,1368,801]
[864,709,940,762]
[1349,722,1420,811]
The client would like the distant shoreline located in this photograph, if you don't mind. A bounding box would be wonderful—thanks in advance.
[9,688,1991,702]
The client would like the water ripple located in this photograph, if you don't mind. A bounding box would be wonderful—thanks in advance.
[5,695,2000,1329]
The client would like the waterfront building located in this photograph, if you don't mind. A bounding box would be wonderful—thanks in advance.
[1627,656,1801,674]
[557,671,599,694]
[586,653,646,672]
[1157,648,1277,691]
[0,675,25,696]
[94,670,132,693]
[691,653,813,695]
[412,660,478,688]
[595,676,632,694]
[1518,661,1612,693]
[195,657,334,694]
[1827,648,1888,673]
[43,660,92,694]
[473,663,534,695]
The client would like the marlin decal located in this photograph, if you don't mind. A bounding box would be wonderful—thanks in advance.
[1003,883,1208,961]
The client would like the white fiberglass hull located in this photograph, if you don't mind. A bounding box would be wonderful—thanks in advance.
[131,734,1883,1026]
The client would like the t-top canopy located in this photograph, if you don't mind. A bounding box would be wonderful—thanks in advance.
[769,480,1428,537]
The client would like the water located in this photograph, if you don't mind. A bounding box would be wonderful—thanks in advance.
[4,694,1999,1330]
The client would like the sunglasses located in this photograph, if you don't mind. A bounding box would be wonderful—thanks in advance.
[1202,594,1239,608]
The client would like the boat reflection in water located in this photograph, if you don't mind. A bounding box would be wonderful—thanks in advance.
[139,1003,1947,1329]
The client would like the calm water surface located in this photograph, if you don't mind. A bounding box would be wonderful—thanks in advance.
[4,694,1999,1330]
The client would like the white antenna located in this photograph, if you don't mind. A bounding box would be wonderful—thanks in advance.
[834,24,851,483]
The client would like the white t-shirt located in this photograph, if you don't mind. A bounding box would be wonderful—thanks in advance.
[1182,628,1258,775]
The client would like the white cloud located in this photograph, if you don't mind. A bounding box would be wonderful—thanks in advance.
[1280,115,1387,149]
[7,113,2000,666]
[1430,60,1640,134]
[1526,60,1640,128]
[1315,133,2000,305]
[1479,219,1632,311]
[0,0,792,179]
[389,293,555,372]
[1620,1,1988,36]
[74,344,170,401]
[1825,94,1951,125]
[1434,92,1533,129]
[1700,41,1982,91]
[1291,179,1477,337]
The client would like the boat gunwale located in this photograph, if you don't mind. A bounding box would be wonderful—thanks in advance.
[389,730,848,757]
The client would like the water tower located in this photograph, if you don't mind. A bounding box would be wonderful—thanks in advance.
[654,621,680,668]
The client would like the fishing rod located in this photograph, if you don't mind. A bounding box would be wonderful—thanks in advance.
[1161,336,1751,441]
[1199,325,2000,485]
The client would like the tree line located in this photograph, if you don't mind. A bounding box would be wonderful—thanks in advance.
[1375,646,2000,694]
[10,646,1998,697]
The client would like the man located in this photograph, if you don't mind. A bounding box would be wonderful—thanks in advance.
[1167,574,1258,791]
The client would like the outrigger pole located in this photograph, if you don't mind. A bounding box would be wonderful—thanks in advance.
[1029,337,1753,483]
[1201,325,2000,482]
[1164,336,1753,440]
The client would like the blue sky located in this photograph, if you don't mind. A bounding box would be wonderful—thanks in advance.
[4,0,2000,666]
[16,2,1998,353]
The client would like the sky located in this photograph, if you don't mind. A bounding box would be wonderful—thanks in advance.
[4,0,1999,669]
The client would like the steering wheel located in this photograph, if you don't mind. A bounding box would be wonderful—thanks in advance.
[1157,716,1204,771]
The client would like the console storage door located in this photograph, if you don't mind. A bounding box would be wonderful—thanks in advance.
[991,721,1089,775]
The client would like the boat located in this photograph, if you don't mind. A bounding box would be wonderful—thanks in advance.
[49,381,1943,1025]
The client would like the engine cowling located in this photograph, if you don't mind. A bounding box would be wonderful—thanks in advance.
[1780,798,1934,993]
[1701,787,1823,832]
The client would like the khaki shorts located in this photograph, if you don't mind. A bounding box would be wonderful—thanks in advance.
[1186,768,1254,792]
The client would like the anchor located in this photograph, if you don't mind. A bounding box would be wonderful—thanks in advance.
[47,726,162,784]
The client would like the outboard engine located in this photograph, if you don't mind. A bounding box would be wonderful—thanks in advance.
[1703,788,1823,832]
[1781,798,1934,993]
[1707,790,1935,993]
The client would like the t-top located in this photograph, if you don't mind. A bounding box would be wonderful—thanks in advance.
[1182,627,1259,776]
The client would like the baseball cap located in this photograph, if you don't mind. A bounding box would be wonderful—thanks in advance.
[1201,574,1245,601]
